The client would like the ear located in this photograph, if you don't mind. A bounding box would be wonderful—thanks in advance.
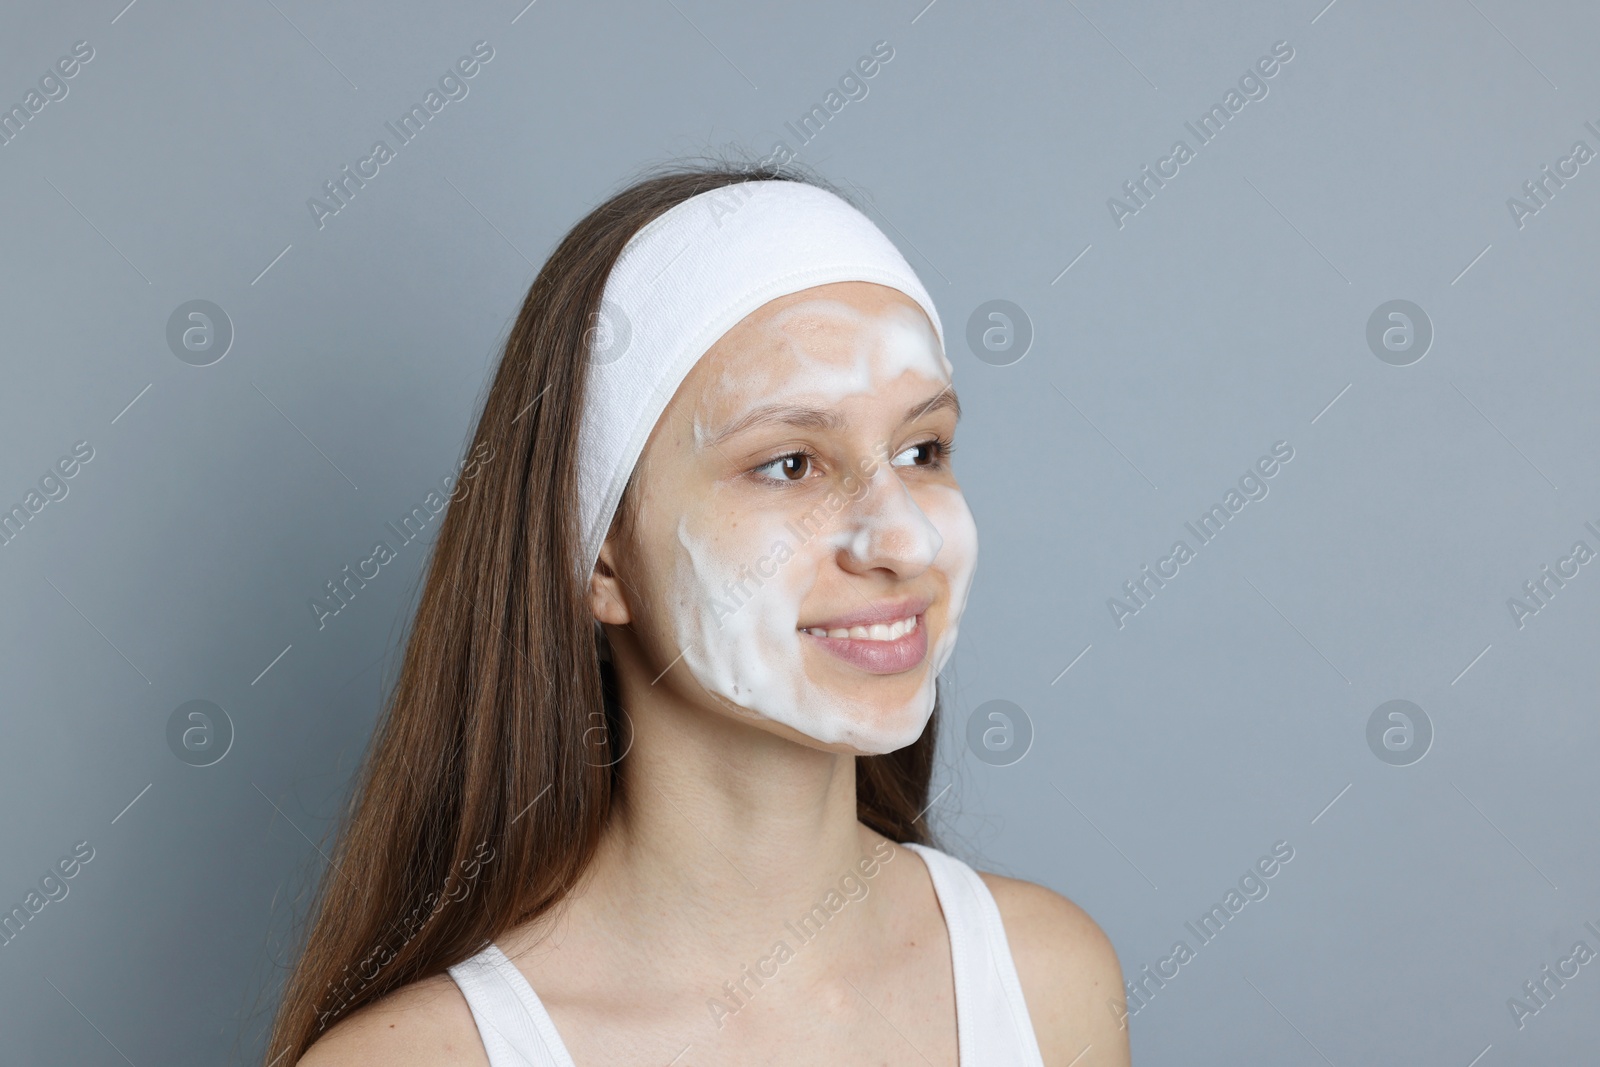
[588,538,632,626]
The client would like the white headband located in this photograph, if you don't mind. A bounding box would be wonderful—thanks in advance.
[575,179,945,578]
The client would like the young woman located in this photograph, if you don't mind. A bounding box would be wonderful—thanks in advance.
[272,164,1131,1066]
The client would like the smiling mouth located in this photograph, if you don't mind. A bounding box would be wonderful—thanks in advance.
[796,611,929,675]
[799,615,919,642]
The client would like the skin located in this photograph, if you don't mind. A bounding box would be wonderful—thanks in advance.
[300,282,1132,1066]
[625,283,976,755]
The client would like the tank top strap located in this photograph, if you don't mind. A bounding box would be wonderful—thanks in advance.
[446,942,577,1067]
[901,842,1046,1066]
[449,850,1043,1065]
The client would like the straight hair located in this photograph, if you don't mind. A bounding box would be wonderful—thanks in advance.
[264,159,940,1064]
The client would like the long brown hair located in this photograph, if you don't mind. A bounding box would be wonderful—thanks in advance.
[264,159,940,1063]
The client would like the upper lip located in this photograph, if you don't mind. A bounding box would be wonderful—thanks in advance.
[798,596,931,631]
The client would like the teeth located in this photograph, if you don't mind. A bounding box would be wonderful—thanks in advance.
[801,616,919,641]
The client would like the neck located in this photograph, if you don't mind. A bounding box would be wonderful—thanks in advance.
[609,692,870,900]
[578,640,885,942]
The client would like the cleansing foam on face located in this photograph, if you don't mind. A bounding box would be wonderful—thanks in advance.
[664,297,977,753]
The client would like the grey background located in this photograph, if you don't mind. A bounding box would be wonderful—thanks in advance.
[1,0,1595,1063]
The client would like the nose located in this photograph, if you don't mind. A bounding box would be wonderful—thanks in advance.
[836,466,943,578]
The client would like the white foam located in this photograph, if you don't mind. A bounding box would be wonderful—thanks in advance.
[660,302,977,753]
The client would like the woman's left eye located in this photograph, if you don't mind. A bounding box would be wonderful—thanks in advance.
[891,439,949,468]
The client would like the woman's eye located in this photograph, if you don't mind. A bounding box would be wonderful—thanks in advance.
[755,452,812,481]
[891,440,944,468]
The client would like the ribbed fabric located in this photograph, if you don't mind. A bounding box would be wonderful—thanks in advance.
[446,941,576,1067]
[903,843,1047,1065]
[446,843,1044,1065]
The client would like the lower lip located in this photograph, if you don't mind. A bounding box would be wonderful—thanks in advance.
[800,616,929,675]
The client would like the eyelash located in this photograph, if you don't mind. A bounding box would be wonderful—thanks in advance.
[751,436,955,483]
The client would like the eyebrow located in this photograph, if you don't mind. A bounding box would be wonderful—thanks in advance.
[706,388,962,448]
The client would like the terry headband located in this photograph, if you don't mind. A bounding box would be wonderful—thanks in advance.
[575,179,945,578]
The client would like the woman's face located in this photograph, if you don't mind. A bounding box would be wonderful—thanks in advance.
[596,281,978,754]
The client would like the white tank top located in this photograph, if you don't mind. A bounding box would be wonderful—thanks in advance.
[446,842,1044,1065]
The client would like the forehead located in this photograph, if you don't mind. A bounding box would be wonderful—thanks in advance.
[681,281,949,420]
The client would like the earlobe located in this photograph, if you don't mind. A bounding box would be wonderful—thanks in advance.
[588,546,632,625]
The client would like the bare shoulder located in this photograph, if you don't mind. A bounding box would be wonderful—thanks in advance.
[979,872,1132,1067]
[294,971,488,1067]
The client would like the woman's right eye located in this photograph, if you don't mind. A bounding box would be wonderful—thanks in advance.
[753,452,813,482]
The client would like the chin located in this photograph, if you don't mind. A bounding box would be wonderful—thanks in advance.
[808,687,936,755]
[696,649,939,754]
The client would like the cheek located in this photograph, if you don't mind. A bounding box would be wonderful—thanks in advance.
[675,495,806,591]
[919,485,979,647]
[667,494,816,680]
[923,486,978,586]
